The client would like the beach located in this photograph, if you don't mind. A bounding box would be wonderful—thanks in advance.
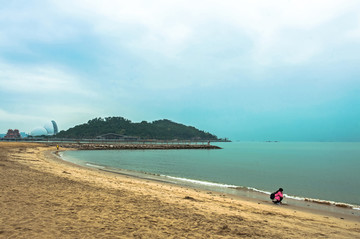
[1,142,359,238]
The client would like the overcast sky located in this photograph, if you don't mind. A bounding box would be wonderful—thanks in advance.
[1,0,360,141]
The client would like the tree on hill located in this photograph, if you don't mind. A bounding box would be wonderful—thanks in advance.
[55,117,218,140]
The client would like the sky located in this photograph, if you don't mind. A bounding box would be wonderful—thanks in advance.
[1,0,360,141]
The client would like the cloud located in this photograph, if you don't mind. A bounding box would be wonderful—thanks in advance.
[0,60,95,96]
[345,14,360,40]
[0,108,47,133]
[0,108,44,122]
[1,0,360,139]
[0,1,80,48]
[0,102,100,133]
[48,0,360,64]
[2,0,359,69]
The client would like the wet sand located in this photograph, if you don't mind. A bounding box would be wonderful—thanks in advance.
[1,142,359,238]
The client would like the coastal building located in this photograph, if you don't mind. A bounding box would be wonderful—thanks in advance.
[30,127,48,136]
[30,120,59,136]
[51,120,58,134]
[4,129,21,139]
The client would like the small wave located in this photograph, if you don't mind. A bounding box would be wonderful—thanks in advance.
[161,175,238,188]
[85,163,105,169]
[239,187,359,209]
[303,198,354,209]
[161,177,360,210]
[246,187,271,195]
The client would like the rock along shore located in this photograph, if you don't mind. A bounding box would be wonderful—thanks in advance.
[46,142,221,150]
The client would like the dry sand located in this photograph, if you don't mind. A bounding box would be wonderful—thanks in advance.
[1,142,359,238]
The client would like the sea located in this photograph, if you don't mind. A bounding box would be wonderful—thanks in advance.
[61,142,360,215]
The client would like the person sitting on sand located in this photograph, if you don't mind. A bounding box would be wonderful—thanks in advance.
[272,188,284,204]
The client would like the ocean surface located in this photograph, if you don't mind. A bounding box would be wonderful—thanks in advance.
[61,142,360,210]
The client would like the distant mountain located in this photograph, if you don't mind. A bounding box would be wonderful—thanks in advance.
[55,117,218,140]
[0,134,5,138]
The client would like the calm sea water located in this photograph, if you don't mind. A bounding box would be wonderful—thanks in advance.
[62,142,360,207]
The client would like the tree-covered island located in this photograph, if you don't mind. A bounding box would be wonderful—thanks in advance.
[55,117,221,141]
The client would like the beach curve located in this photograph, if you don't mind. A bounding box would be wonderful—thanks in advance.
[1,142,359,238]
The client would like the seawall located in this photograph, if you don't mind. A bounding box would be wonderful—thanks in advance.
[47,142,221,150]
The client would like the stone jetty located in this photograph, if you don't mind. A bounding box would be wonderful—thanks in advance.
[48,143,221,150]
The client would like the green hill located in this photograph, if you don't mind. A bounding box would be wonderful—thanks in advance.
[55,117,218,140]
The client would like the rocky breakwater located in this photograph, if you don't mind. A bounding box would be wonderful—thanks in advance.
[49,143,222,150]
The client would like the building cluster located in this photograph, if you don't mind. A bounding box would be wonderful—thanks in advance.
[1,120,59,139]
[4,129,21,139]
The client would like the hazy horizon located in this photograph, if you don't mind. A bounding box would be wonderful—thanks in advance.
[1,1,360,142]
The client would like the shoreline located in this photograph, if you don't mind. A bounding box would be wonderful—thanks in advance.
[58,143,360,216]
[1,142,359,238]
[59,150,360,221]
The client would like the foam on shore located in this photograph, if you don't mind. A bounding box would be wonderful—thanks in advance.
[157,174,360,211]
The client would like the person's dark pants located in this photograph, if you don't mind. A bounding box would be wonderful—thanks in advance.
[273,198,283,204]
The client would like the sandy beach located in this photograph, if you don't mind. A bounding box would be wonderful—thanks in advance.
[1,142,359,238]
